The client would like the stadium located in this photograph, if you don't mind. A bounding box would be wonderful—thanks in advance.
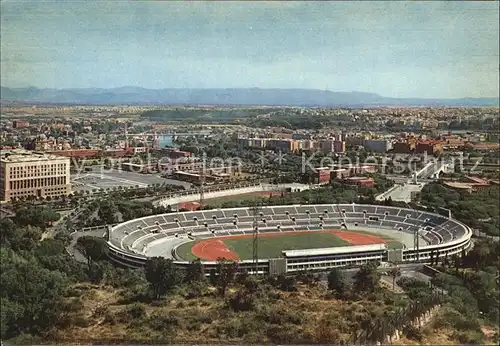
[106,204,473,275]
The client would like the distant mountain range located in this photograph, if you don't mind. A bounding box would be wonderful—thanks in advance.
[1,86,498,106]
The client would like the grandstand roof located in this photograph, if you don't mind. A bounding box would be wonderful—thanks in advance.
[283,243,387,257]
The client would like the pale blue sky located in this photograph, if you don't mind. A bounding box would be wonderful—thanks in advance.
[1,1,498,98]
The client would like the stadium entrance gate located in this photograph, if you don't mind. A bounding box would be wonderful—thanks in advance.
[387,249,404,263]
[268,258,287,276]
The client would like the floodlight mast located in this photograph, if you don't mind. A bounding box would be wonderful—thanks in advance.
[251,203,262,275]
[406,202,420,262]
[414,226,420,262]
[335,197,345,229]
[199,157,206,205]
[251,158,267,274]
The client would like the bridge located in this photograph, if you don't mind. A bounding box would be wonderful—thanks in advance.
[376,160,453,203]
[412,160,454,181]
[376,183,425,203]
[125,130,212,137]
[121,129,212,148]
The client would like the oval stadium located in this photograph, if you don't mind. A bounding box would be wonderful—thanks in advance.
[106,204,473,275]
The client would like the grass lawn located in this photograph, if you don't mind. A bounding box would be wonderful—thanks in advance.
[175,241,198,261]
[225,232,350,260]
[175,230,403,261]
[176,232,350,261]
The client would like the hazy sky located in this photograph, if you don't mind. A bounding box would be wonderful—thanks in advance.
[1,1,499,98]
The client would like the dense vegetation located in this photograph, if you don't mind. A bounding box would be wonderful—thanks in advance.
[74,198,172,227]
[0,229,434,346]
[140,108,360,129]
[1,217,85,341]
[140,108,279,124]
[419,183,500,236]
[247,113,356,130]
[429,240,500,344]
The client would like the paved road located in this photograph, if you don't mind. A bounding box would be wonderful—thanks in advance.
[67,229,108,263]
[42,208,80,240]
[378,183,426,203]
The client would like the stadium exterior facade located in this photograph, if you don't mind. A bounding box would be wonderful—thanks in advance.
[106,204,473,275]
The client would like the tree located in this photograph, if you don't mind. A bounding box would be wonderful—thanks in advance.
[76,236,105,272]
[275,274,297,292]
[145,257,183,300]
[443,253,449,267]
[388,265,401,290]
[464,241,494,270]
[452,254,461,272]
[298,270,320,286]
[97,200,119,224]
[0,218,18,247]
[327,268,348,297]
[185,259,205,283]
[354,262,380,293]
[0,219,42,252]
[14,206,60,230]
[460,248,466,266]
[215,258,238,297]
[0,252,68,338]
[209,269,217,285]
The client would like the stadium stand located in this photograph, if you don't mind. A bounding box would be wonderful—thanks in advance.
[107,204,473,275]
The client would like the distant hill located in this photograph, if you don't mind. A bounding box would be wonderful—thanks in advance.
[1,86,498,106]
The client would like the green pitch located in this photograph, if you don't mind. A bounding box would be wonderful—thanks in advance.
[176,232,350,261]
[225,232,350,260]
[176,241,200,261]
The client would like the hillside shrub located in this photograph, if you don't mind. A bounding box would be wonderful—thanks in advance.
[124,303,147,320]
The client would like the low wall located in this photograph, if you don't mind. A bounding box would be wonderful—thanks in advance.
[156,183,311,207]
[422,264,442,278]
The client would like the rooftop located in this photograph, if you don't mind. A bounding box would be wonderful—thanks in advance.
[442,182,474,190]
[0,149,68,163]
[283,243,387,257]
[174,171,201,177]
[345,176,374,181]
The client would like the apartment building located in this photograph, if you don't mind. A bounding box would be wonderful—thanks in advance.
[0,149,71,202]
[320,140,346,153]
[12,120,30,128]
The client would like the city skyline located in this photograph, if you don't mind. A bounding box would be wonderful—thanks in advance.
[1,1,499,99]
